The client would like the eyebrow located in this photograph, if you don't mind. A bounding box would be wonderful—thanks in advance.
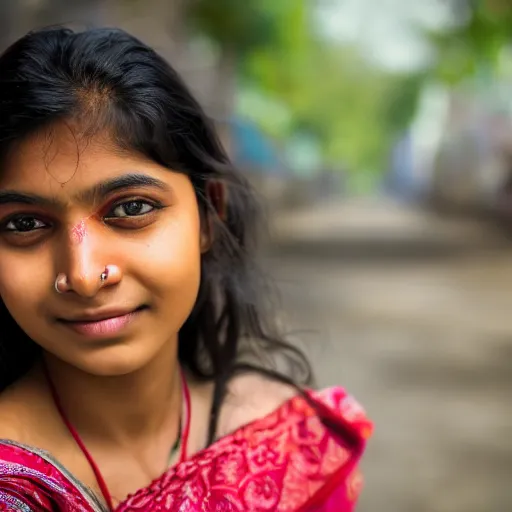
[0,173,170,208]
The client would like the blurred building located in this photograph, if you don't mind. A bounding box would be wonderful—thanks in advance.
[428,87,512,218]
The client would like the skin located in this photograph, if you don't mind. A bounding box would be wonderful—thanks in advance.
[70,219,88,245]
[0,122,294,506]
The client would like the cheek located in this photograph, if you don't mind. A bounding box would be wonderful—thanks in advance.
[129,212,202,300]
[0,252,52,326]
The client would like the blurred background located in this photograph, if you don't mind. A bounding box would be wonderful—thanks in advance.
[2,1,512,510]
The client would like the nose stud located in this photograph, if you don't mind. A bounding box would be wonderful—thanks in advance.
[54,267,111,294]
[54,273,68,294]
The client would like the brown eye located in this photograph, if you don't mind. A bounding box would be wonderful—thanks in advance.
[108,200,155,218]
[4,215,48,233]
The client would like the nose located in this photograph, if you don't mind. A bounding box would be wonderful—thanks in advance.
[57,224,121,298]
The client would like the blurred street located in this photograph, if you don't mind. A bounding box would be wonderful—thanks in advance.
[265,199,512,512]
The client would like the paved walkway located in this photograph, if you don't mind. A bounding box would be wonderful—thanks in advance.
[270,198,508,259]
[264,199,512,512]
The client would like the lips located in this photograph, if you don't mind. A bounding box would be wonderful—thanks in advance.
[58,306,146,337]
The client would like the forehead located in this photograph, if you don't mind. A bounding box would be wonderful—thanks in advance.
[0,123,176,194]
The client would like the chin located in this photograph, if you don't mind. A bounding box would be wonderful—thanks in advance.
[68,343,161,377]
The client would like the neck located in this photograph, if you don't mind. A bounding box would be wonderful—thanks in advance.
[41,342,181,445]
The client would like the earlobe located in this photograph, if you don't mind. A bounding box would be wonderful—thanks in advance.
[200,180,227,253]
[200,225,212,254]
[206,180,227,222]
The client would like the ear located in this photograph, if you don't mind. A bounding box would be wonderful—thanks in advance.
[207,180,227,221]
[200,180,228,253]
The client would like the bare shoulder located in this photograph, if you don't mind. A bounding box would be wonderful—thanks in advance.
[216,373,298,438]
[0,379,36,443]
[0,396,26,443]
[0,370,63,448]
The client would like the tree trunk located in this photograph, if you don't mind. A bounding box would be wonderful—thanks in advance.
[211,45,238,154]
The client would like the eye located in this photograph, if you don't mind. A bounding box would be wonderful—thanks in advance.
[108,200,155,218]
[4,215,48,233]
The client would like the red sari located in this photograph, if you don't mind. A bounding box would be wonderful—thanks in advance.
[0,387,372,511]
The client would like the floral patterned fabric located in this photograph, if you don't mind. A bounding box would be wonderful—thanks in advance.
[0,387,372,511]
[0,441,99,511]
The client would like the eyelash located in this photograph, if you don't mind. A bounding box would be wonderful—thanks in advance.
[0,198,164,234]
[103,198,164,220]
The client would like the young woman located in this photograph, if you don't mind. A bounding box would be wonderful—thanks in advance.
[0,27,372,511]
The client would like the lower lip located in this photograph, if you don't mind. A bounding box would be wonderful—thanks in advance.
[61,311,139,337]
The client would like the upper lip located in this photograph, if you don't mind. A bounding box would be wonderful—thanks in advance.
[58,307,140,323]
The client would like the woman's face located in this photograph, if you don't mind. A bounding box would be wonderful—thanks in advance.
[0,123,203,376]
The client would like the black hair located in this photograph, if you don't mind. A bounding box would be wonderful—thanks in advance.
[0,26,312,442]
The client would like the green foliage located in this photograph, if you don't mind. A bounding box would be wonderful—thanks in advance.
[383,73,425,134]
[188,0,422,173]
[243,37,421,172]
[187,0,282,53]
[426,0,512,83]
